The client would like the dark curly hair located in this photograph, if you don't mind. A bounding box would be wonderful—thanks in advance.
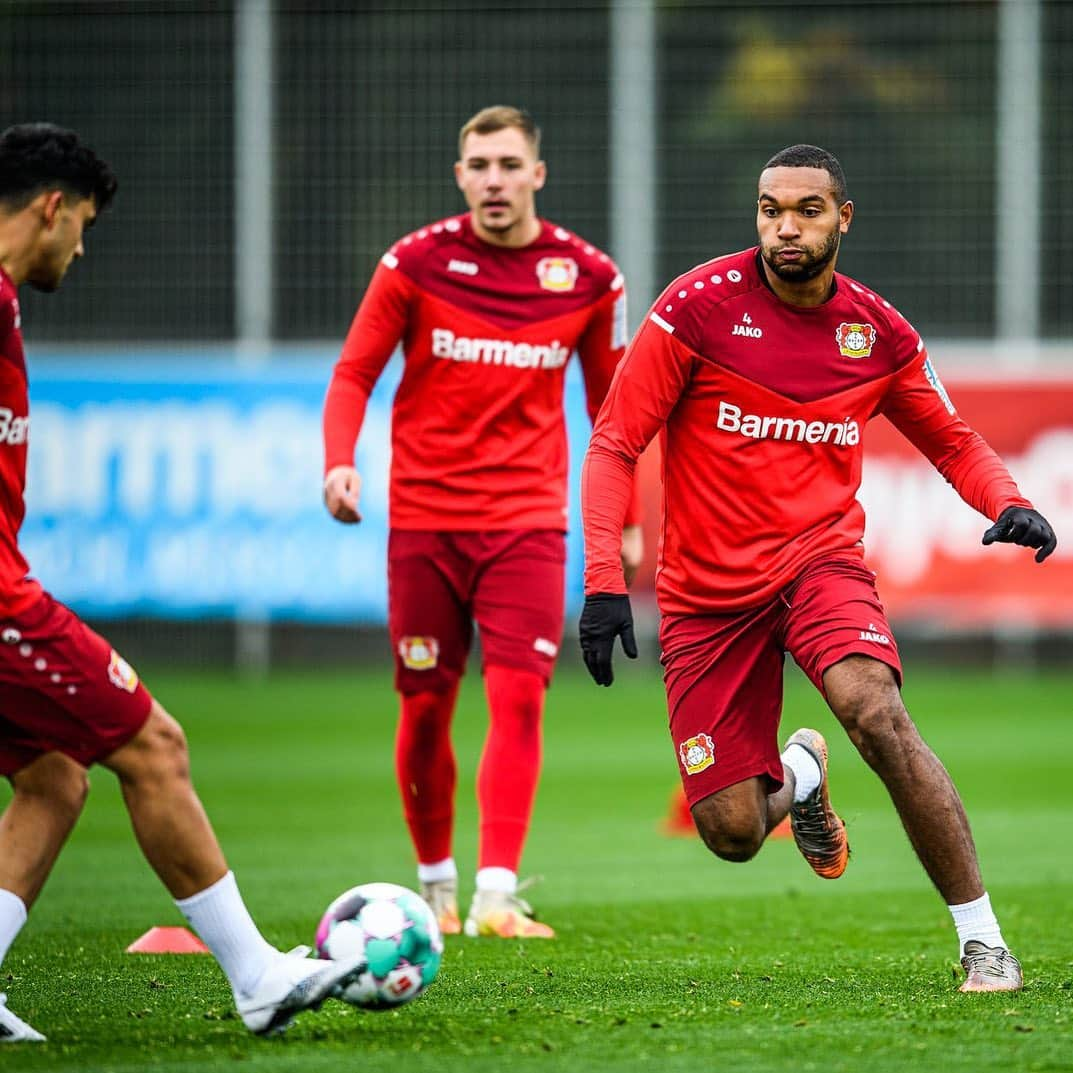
[763,144,847,206]
[0,123,117,212]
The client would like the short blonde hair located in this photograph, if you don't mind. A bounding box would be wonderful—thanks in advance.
[457,106,541,159]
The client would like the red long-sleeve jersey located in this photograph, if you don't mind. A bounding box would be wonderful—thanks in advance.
[324,213,636,531]
[0,265,42,617]
[583,248,1033,615]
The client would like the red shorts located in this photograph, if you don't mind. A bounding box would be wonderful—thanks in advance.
[0,592,153,776]
[387,529,566,694]
[660,555,902,806]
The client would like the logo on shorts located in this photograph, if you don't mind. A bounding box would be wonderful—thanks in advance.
[108,650,140,693]
[536,257,578,292]
[858,623,891,645]
[836,322,877,359]
[398,636,439,671]
[679,733,716,775]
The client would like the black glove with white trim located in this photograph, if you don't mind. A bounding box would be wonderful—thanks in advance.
[982,506,1057,563]
[579,593,638,687]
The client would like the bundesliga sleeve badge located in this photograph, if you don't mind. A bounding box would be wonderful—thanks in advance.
[536,257,579,292]
[836,322,877,359]
[679,733,716,775]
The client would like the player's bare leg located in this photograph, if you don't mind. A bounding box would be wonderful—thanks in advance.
[102,702,227,897]
[823,656,982,903]
[0,752,89,907]
[823,655,1021,991]
[690,773,795,862]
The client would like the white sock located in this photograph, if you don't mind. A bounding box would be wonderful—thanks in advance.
[948,892,1006,958]
[0,888,28,965]
[781,743,822,803]
[475,867,517,895]
[175,871,277,996]
[417,858,457,884]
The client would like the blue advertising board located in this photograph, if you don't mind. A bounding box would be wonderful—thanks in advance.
[21,349,590,623]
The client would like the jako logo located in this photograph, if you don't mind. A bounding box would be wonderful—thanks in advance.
[731,312,762,339]
[859,623,890,645]
[431,329,569,370]
[0,407,29,446]
[447,259,479,276]
[716,400,860,446]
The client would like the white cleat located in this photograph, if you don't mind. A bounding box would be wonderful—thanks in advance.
[234,946,366,1036]
[0,993,46,1043]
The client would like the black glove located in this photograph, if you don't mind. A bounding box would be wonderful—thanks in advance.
[982,506,1057,563]
[579,593,638,687]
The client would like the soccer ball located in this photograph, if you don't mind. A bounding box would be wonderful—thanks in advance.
[315,882,443,1010]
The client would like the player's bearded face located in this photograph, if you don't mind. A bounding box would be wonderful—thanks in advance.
[756,166,850,287]
[761,223,841,283]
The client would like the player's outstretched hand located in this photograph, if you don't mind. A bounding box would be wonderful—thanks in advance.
[982,506,1057,563]
[579,593,638,687]
[323,465,363,524]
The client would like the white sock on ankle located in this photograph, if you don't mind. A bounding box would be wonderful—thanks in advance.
[948,892,1006,958]
[0,888,27,965]
[175,871,277,996]
[417,858,457,884]
[475,867,516,895]
[781,742,822,803]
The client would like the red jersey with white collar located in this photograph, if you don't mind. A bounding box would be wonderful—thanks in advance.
[0,266,42,616]
[583,247,1032,615]
[323,213,634,531]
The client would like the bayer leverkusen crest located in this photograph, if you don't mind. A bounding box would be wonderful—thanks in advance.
[836,322,877,359]
[679,733,716,775]
[398,636,439,671]
[536,257,578,292]
[108,649,140,693]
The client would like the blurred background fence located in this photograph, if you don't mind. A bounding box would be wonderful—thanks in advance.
[2,0,1071,669]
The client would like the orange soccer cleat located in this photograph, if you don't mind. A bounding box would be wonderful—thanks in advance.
[463,889,555,940]
[785,728,850,879]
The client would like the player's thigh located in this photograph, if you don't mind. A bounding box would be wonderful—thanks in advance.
[388,530,473,694]
[781,554,903,696]
[470,530,565,684]
[660,604,785,810]
[0,592,152,775]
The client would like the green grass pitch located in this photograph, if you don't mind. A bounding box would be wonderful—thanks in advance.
[1,663,1071,1072]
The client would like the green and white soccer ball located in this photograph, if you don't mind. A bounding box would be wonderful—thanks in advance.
[315,882,443,1010]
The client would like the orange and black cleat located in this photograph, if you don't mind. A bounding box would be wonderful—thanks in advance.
[785,728,850,879]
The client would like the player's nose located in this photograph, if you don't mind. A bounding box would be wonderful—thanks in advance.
[776,215,800,238]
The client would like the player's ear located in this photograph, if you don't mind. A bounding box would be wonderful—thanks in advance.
[36,190,65,231]
[533,160,547,192]
[839,199,854,234]
[453,160,465,191]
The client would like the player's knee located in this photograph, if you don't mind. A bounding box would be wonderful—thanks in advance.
[109,704,191,783]
[691,804,765,862]
[839,694,911,768]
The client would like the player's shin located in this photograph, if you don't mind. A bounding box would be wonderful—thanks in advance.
[396,686,459,865]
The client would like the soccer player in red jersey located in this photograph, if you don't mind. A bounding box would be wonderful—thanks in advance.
[323,106,642,939]
[579,145,1056,993]
[0,124,366,1044]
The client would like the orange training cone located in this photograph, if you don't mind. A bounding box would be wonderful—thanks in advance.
[126,926,210,954]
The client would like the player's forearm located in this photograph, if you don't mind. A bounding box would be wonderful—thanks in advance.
[933,433,1033,521]
[582,443,636,594]
[322,374,371,473]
